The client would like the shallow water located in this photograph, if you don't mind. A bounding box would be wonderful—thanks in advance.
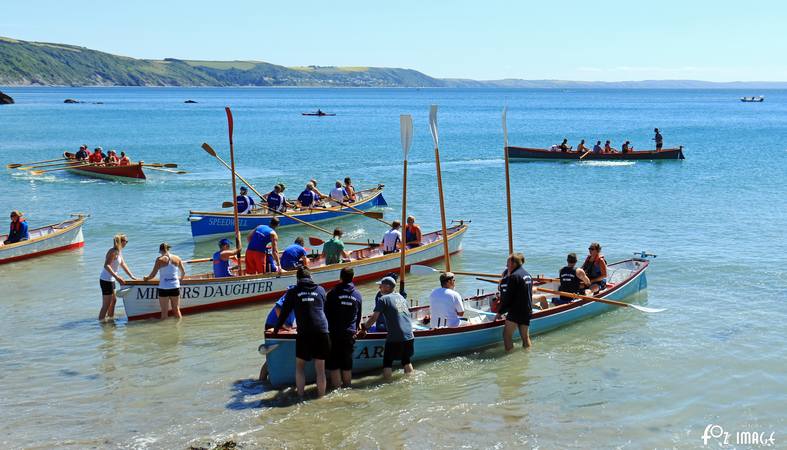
[0,87,785,449]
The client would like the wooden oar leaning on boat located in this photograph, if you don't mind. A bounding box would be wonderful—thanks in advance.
[6,157,67,169]
[30,163,95,175]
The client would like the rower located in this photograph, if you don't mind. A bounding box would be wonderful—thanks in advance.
[621,141,632,153]
[558,138,571,152]
[3,210,29,245]
[297,182,321,209]
[322,228,350,265]
[582,242,608,293]
[592,141,603,154]
[404,215,422,247]
[604,140,617,153]
[343,177,357,202]
[310,179,327,200]
[538,253,591,309]
[576,139,589,153]
[266,183,287,213]
[428,272,465,328]
[89,147,105,164]
[382,220,402,254]
[329,180,348,203]
[118,151,130,166]
[75,145,89,161]
[212,238,237,278]
[236,186,256,214]
[105,150,120,166]
[653,128,663,151]
[245,217,281,275]
[280,236,309,271]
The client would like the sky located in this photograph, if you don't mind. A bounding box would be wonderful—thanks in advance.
[2,0,785,81]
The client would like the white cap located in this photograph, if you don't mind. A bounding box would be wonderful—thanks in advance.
[377,276,396,286]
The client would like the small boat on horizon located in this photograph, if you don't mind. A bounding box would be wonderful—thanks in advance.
[740,96,765,102]
[262,257,651,387]
[0,214,87,264]
[302,109,336,116]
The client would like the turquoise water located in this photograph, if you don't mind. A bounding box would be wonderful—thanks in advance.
[0,87,785,448]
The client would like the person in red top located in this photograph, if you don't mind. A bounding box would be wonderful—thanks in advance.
[105,150,120,166]
[88,147,105,164]
[118,151,131,166]
[404,215,422,247]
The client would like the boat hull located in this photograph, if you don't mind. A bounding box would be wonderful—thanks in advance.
[0,216,86,264]
[507,146,685,161]
[117,224,466,321]
[63,152,146,182]
[263,258,649,387]
[187,187,388,241]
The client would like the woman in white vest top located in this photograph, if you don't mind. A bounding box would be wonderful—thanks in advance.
[99,234,137,321]
[143,242,186,320]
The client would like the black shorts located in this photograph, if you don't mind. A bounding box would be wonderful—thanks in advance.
[383,339,414,368]
[158,288,180,297]
[505,312,531,326]
[99,279,115,295]
[296,333,331,361]
[326,333,355,371]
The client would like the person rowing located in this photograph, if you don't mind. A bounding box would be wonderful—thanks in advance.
[3,210,29,245]
[280,236,309,271]
[245,217,281,275]
[75,145,89,161]
[382,220,402,254]
[576,139,590,154]
[105,150,120,166]
[212,238,237,278]
[266,183,289,213]
[582,242,607,293]
[621,141,633,153]
[118,151,130,166]
[536,253,591,309]
[322,228,351,265]
[429,272,465,328]
[592,141,603,154]
[89,147,105,164]
[604,140,618,153]
[236,186,256,214]
[309,179,327,200]
[558,138,571,152]
[297,182,322,209]
[329,180,348,203]
[495,252,533,350]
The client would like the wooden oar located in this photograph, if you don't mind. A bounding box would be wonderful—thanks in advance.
[410,264,500,279]
[6,157,66,169]
[142,163,178,168]
[145,166,187,174]
[17,160,83,170]
[328,194,392,227]
[186,254,245,264]
[579,150,593,160]
[536,287,665,313]
[308,236,379,247]
[30,163,94,175]
[219,201,383,219]
[201,142,334,237]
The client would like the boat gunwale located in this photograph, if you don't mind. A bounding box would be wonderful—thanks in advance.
[123,223,468,287]
[0,215,86,250]
[188,186,384,217]
[266,257,648,340]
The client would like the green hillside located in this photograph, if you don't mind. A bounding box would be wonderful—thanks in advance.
[0,36,445,87]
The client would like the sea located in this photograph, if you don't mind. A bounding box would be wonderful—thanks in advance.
[0,87,785,449]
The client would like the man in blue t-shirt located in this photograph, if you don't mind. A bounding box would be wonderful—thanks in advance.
[279,236,309,270]
[357,276,414,380]
[297,182,322,208]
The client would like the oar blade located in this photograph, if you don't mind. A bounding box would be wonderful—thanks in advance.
[363,211,384,219]
[6,163,22,169]
[258,343,280,355]
[409,264,438,275]
[308,236,325,246]
[502,106,509,148]
[400,114,413,159]
[30,170,44,175]
[163,163,178,168]
[222,201,234,208]
[629,304,666,313]
[201,142,217,156]
[428,105,439,148]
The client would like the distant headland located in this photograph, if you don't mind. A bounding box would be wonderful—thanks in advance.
[1,36,786,89]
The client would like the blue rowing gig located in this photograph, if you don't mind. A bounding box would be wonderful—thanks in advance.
[262,257,651,387]
[187,185,387,241]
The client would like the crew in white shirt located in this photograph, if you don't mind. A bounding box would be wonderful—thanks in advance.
[429,272,465,328]
[382,220,402,254]
[330,180,348,203]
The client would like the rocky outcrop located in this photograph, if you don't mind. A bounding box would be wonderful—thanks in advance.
[0,91,13,104]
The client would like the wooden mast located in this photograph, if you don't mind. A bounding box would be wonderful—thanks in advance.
[225,107,243,273]
[502,106,514,255]
[399,115,413,294]
[429,105,451,271]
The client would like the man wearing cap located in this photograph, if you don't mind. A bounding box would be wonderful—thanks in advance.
[280,236,309,271]
[428,272,465,328]
[236,186,255,214]
[325,267,363,388]
[3,211,29,245]
[212,238,237,278]
[275,267,330,398]
[357,276,414,380]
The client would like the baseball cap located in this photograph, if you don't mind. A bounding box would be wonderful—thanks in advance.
[377,276,396,286]
[218,238,231,247]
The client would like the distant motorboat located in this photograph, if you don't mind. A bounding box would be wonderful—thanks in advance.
[302,109,335,116]
[740,96,765,102]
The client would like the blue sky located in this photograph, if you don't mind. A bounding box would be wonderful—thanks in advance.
[3,0,784,81]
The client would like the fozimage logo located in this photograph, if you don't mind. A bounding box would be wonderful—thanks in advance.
[702,424,776,447]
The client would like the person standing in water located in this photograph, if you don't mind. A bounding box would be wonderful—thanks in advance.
[495,253,534,350]
[99,234,137,321]
[144,242,186,320]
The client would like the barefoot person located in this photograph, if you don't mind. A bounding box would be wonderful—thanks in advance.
[143,242,186,320]
[495,253,533,350]
[98,234,136,321]
[274,267,330,398]
[325,267,363,388]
